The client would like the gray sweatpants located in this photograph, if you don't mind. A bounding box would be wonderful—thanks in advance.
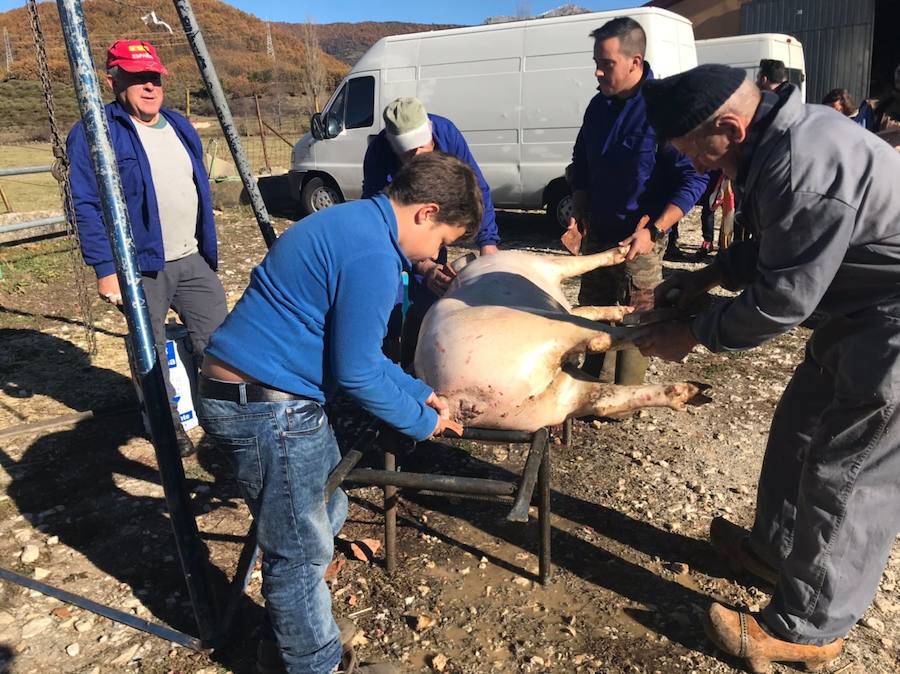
[749,310,900,644]
[140,253,227,408]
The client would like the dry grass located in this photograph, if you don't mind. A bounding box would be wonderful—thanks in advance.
[0,143,60,215]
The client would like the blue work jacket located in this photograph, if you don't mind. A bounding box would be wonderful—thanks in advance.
[571,64,708,244]
[361,113,499,248]
[66,101,218,278]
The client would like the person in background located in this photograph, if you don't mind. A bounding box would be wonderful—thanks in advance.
[756,58,790,94]
[872,62,900,133]
[564,16,707,385]
[67,40,226,457]
[362,97,500,367]
[821,88,873,129]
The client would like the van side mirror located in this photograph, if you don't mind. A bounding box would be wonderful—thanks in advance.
[310,113,325,140]
[324,112,343,139]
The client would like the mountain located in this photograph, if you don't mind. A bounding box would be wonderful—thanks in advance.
[277,21,463,67]
[484,3,592,25]
[0,0,348,98]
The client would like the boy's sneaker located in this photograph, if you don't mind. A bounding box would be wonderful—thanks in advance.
[256,617,359,674]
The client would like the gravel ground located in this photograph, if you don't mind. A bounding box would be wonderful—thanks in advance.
[0,204,896,674]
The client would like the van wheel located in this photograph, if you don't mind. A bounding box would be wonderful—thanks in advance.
[546,183,574,232]
[300,176,343,215]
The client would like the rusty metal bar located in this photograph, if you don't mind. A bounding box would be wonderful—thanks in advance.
[538,440,552,584]
[0,165,53,177]
[345,468,518,496]
[0,567,205,650]
[506,428,548,523]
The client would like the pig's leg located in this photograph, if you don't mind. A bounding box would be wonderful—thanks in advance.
[498,366,706,430]
[571,305,634,322]
[542,247,629,281]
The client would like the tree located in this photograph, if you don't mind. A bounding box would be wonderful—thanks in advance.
[301,18,328,113]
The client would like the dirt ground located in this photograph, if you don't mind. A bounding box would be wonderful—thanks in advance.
[0,203,897,674]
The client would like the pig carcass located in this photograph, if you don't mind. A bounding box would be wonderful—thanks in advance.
[414,248,705,431]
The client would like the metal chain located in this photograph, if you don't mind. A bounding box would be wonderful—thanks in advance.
[27,0,97,354]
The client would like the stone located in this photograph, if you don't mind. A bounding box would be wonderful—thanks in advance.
[429,653,448,672]
[862,616,885,633]
[65,642,80,657]
[110,642,140,665]
[0,611,14,626]
[20,545,39,564]
[33,567,50,581]
[47,536,59,546]
[51,607,71,619]
[21,617,52,639]
[74,619,93,633]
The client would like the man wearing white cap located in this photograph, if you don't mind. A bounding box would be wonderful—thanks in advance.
[363,97,500,365]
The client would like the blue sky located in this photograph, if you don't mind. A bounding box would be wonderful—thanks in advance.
[0,1,643,26]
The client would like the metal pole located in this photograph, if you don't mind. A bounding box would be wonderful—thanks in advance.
[0,215,66,235]
[172,0,277,249]
[0,165,53,176]
[55,0,219,642]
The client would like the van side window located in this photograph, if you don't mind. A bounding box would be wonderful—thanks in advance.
[787,67,805,87]
[323,84,347,136]
[345,76,375,129]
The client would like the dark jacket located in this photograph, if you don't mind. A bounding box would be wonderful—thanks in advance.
[694,88,900,352]
[66,101,217,278]
[571,63,708,244]
[362,113,500,248]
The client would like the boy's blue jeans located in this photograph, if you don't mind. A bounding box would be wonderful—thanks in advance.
[198,395,349,674]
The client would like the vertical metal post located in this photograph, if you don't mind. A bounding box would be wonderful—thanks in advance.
[538,430,552,584]
[384,445,398,576]
[55,0,219,642]
[171,0,277,249]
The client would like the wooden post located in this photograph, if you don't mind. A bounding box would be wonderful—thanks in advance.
[254,94,271,172]
[185,86,191,118]
[0,183,12,213]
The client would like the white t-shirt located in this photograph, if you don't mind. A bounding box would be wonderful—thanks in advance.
[133,116,199,262]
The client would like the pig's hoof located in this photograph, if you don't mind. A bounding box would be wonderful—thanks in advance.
[665,382,712,409]
[686,381,713,406]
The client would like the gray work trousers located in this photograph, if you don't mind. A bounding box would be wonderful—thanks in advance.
[749,311,900,644]
[139,253,227,410]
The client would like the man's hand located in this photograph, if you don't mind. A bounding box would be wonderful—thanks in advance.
[655,264,724,310]
[480,244,499,256]
[619,215,655,261]
[634,322,699,362]
[417,259,456,296]
[97,274,123,305]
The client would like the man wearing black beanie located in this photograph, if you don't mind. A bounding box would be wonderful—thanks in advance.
[564,16,707,387]
[638,65,900,673]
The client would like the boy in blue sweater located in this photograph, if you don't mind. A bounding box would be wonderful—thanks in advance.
[198,152,482,674]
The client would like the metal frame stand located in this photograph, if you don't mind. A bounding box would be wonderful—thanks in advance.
[0,0,273,652]
[328,427,553,584]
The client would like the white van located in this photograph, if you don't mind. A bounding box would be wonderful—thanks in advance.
[288,8,698,227]
[696,33,806,101]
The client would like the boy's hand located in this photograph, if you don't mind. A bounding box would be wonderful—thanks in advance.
[432,415,464,438]
[419,260,456,296]
[425,392,450,418]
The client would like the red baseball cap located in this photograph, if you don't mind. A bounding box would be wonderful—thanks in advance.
[106,40,168,75]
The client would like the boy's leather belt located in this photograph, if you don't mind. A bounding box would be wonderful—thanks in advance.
[199,375,313,404]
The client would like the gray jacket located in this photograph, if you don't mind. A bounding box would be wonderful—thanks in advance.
[693,89,900,352]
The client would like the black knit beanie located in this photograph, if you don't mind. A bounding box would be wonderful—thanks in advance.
[643,64,747,140]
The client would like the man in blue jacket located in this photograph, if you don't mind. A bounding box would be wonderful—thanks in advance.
[363,97,500,365]
[67,40,226,456]
[199,152,479,674]
[566,17,707,385]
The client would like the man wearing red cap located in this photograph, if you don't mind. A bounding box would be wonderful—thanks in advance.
[66,40,226,457]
